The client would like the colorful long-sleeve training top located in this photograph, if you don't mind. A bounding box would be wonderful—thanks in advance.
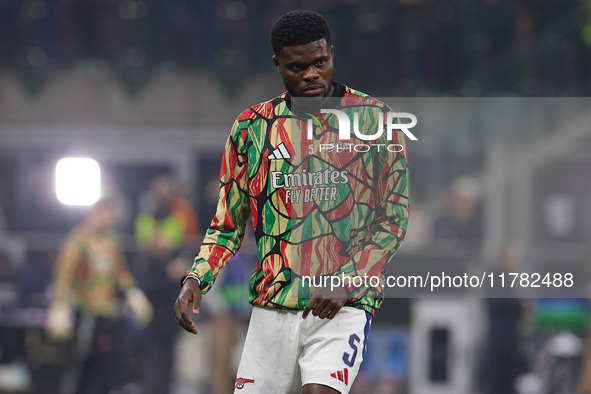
[53,227,135,317]
[187,82,409,313]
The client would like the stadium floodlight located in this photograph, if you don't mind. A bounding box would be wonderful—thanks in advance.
[55,157,101,206]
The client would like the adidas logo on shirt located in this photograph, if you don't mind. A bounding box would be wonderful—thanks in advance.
[330,368,349,385]
[268,143,292,160]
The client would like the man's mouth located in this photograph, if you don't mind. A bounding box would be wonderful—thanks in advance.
[301,85,324,96]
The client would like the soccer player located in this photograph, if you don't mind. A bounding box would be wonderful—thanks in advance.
[174,10,409,394]
[47,199,152,394]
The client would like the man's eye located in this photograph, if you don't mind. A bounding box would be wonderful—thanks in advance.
[291,65,303,71]
[316,60,326,67]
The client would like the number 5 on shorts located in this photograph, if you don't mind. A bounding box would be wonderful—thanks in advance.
[342,334,360,367]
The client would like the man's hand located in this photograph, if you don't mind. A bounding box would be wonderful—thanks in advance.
[47,301,73,341]
[126,287,153,328]
[302,286,349,319]
[173,277,203,334]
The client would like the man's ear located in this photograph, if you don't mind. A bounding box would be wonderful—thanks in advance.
[331,45,334,58]
[272,55,281,72]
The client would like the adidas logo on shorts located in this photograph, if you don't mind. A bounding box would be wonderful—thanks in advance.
[268,143,292,160]
[330,368,349,385]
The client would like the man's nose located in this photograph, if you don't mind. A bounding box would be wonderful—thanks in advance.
[303,66,320,80]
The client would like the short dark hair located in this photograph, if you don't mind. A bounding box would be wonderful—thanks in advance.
[270,10,331,56]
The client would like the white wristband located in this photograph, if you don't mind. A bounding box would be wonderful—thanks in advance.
[181,274,201,288]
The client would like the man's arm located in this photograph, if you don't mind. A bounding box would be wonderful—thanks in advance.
[52,236,80,305]
[174,116,251,333]
[110,236,153,327]
[112,236,136,292]
[47,236,80,340]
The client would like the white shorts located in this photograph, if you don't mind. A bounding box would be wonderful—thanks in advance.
[233,306,372,394]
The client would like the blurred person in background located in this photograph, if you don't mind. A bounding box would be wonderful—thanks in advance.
[46,198,152,394]
[0,188,35,392]
[400,190,432,251]
[136,175,201,248]
[101,178,135,234]
[134,175,200,394]
[433,175,483,264]
[482,243,526,394]
[434,175,483,242]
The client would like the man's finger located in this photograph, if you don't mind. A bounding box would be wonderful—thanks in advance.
[177,297,197,334]
[179,311,197,334]
[182,287,202,334]
[313,299,333,319]
[173,290,189,320]
[327,305,342,319]
[174,287,199,334]
[192,286,202,315]
[303,297,319,319]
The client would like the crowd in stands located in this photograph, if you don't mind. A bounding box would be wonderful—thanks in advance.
[0,0,590,96]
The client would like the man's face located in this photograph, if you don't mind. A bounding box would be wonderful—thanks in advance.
[87,205,115,231]
[273,38,335,98]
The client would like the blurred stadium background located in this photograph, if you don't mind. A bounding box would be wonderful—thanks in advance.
[1,0,591,393]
